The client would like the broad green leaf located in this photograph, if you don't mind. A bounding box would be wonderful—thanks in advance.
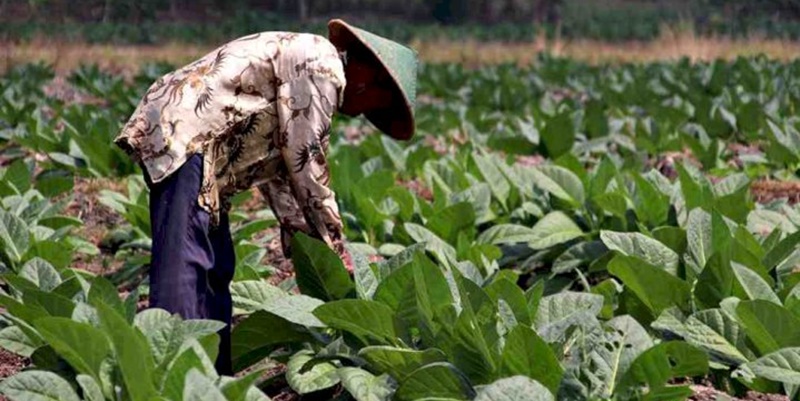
[692,309,755,362]
[535,291,603,342]
[552,240,608,274]
[231,310,314,372]
[428,202,476,245]
[395,362,475,401]
[404,223,457,266]
[76,375,104,401]
[262,294,325,328]
[133,308,179,366]
[220,369,266,401]
[608,255,691,316]
[732,263,781,304]
[0,325,38,357]
[230,280,285,313]
[4,159,31,193]
[0,371,80,401]
[618,342,708,394]
[527,211,584,250]
[486,278,531,326]
[600,231,679,275]
[541,112,575,159]
[763,230,800,271]
[0,210,31,264]
[350,244,379,300]
[676,163,713,212]
[593,192,629,219]
[450,183,494,225]
[499,325,562,395]
[713,173,752,223]
[291,232,354,301]
[314,299,398,346]
[162,345,208,400]
[245,387,272,401]
[96,303,156,401]
[651,226,687,256]
[286,350,340,394]
[359,346,448,381]
[586,316,653,398]
[474,376,554,401]
[21,287,75,318]
[34,318,110,381]
[233,219,276,243]
[179,320,225,343]
[19,258,61,291]
[748,210,796,237]
[737,300,800,356]
[677,313,750,366]
[374,253,453,345]
[88,276,126,319]
[472,152,511,210]
[642,385,694,400]
[476,224,538,245]
[338,367,394,401]
[478,212,583,249]
[376,242,427,277]
[742,347,800,385]
[686,208,714,269]
[382,135,407,171]
[633,174,669,226]
[410,253,455,344]
[589,155,618,198]
[445,303,498,384]
[695,252,735,309]
[183,369,227,401]
[530,165,585,207]
[786,284,800,318]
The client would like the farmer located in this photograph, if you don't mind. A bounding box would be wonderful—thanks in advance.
[113,19,418,374]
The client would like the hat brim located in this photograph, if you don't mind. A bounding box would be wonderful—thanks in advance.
[328,19,415,141]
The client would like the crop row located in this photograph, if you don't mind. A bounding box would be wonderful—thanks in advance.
[2,56,800,400]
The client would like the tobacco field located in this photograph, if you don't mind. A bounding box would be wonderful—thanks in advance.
[3,55,800,400]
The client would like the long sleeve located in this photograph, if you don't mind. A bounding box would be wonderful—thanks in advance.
[273,74,348,259]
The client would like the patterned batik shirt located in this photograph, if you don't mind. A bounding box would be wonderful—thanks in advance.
[114,32,348,258]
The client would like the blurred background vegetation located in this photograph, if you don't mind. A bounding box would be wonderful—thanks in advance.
[1,0,800,44]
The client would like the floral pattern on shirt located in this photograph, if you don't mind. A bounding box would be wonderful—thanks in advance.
[115,31,348,259]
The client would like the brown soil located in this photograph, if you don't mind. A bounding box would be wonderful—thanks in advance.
[515,154,546,167]
[398,178,433,201]
[690,385,789,401]
[63,177,127,275]
[751,180,800,205]
[42,76,107,106]
[0,348,28,400]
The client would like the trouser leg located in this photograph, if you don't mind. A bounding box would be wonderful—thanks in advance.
[206,212,235,375]
[146,153,234,375]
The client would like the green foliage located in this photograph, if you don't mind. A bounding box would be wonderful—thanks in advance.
[7,54,800,400]
[0,274,269,401]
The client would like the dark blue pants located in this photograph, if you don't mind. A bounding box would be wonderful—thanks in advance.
[145,154,234,375]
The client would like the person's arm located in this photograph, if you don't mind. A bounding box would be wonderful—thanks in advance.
[273,74,352,268]
[256,174,309,259]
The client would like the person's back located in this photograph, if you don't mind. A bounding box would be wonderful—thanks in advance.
[114,20,418,375]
